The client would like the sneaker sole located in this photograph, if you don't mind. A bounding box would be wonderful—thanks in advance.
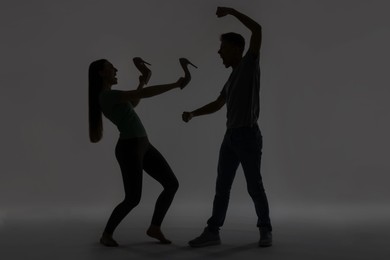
[189,240,221,248]
[259,242,272,247]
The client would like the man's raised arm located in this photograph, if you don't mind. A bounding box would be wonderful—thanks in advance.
[216,7,262,55]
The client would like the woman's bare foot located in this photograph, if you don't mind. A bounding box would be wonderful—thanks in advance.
[146,225,172,244]
[100,232,119,247]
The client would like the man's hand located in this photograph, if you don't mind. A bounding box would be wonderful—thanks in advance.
[182,112,194,123]
[216,7,235,18]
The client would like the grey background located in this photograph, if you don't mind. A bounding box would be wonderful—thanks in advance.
[1,0,389,224]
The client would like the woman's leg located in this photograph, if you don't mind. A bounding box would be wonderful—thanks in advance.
[143,144,179,243]
[101,138,148,246]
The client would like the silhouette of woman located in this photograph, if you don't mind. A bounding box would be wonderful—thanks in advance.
[88,58,195,246]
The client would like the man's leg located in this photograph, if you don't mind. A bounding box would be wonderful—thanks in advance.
[234,126,272,246]
[207,132,240,231]
[189,132,240,247]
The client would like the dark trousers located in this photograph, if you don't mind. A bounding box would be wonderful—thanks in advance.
[104,137,179,235]
[207,125,272,231]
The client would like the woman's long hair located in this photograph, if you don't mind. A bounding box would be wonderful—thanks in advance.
[88,59,107,143]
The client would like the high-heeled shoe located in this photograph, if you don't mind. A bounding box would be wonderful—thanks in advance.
[133,57,152,84]
[179,58,197,89]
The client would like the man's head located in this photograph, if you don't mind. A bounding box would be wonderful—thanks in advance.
[218,32,245,68]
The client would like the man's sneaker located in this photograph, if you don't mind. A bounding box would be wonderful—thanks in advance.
[259,229,272,247]
[188,227,221,248]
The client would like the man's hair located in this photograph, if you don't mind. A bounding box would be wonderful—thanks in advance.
[220,32,245,53]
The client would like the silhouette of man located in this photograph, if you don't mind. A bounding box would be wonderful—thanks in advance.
[183,7,272,247]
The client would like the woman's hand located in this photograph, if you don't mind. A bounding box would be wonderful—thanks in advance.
[139,75,148,86]
[182,112,194,123]
[176,77,188,89]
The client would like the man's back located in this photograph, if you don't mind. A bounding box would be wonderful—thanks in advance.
[221,52,260,128]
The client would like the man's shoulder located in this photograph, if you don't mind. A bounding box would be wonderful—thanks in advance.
[243,51,260,63]
[235,52,259,74]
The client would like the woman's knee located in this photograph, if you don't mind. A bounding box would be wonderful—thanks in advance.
[165,178,179,194]
[122,196,141,209]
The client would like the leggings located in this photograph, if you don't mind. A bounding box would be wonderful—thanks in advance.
[103,137,179,235]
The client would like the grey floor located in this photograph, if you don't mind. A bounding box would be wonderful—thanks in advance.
[1,207,389,260]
